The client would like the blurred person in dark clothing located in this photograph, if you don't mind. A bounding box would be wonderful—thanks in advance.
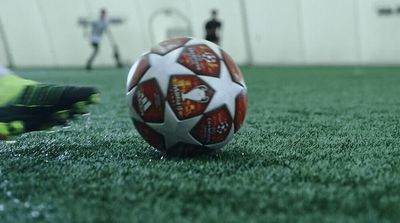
[204,9,222,45]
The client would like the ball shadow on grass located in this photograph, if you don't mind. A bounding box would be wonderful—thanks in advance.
[162,143,217,159]
[145,143,259,163]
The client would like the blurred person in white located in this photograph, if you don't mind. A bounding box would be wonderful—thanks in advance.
[86,8,122,70]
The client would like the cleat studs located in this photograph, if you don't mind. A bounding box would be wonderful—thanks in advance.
[0,122,25,139]
[8,121,25,134]
[73,101,87,113]
[89,94,100,104]
[53,110,70,121]
[0,123,9,136]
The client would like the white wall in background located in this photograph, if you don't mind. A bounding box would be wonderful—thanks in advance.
[0,26,9,66]
[245,0,304,64]
[300,0,360,64]
[0,0,54,66]
[35,0,90,67]
[358,0,400,64]
[1,0,400,67]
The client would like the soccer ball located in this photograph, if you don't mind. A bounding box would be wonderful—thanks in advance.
[126,37,247,155]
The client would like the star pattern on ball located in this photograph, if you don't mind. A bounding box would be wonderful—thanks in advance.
[199,63,244,118]
[126,37,248,153]
[147,103,202,149]
[126,88,140,120]
[140,48,195,95]
[185,39,223,58]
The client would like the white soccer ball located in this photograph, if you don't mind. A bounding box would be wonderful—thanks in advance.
[126,37,247,156]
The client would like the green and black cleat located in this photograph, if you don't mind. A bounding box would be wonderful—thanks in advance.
[0,84,99,140]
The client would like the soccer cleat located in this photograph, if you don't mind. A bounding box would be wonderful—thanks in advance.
[0,80,99,140]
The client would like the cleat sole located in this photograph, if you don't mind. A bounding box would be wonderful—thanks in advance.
[88,94,100,104]
[0,121,25,140]
[0,123,10,139]
[8,121,24,135]
[72,101,87,114]
[52,110,70,122]
[71,93,99,114]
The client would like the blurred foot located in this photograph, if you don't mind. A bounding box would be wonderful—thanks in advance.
[0,75,99,140]
[86,64,92,71]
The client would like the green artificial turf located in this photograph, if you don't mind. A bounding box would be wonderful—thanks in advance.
[1,66,400,222]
